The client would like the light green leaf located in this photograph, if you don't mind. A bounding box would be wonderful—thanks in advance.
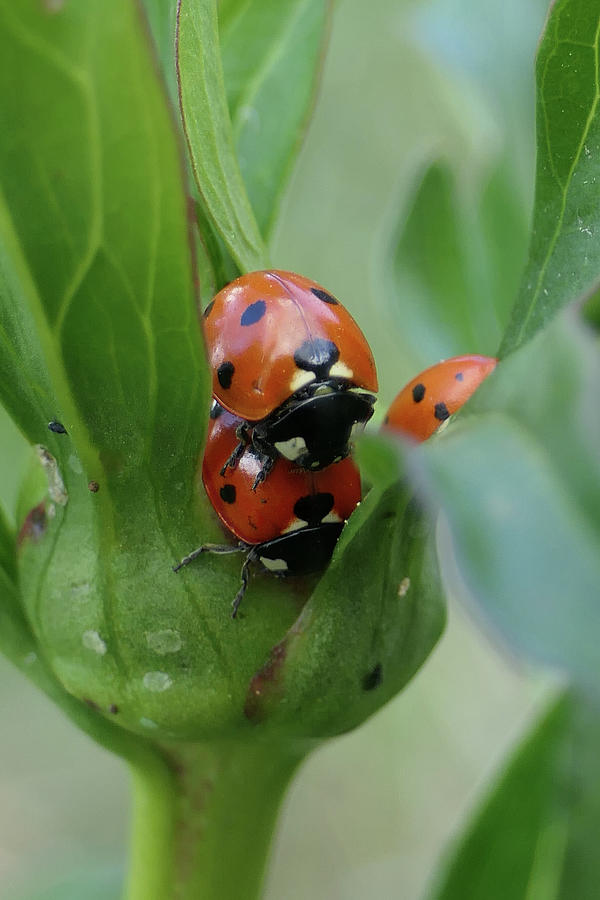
[429,691,600,900]
[385,159,528,366]
[502,1,600,354]
[409,305,600,689]
[220,0,330,238]
[177,0,269,272]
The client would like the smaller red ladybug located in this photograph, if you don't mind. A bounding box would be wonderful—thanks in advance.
[174,402,361,617]
[382,355,497,442]
[203,270,378,483]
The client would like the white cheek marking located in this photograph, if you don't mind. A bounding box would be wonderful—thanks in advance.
[274,436,308,461]
[260,556,289,573]
[329,361,354,380]
[322,511,342,524]
[290,370,315,392]
[350,421,366,440]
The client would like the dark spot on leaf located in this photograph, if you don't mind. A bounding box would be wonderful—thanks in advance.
[17,502,46,546]
[220,484,236,504]
[244,642,288,721]
[293,492,335,526]
[293,338,339,378]
[455,372,464,381]
[362,663,383,691]
[203,299,215,318]
[48,420,67,434]
[88,480,99,493]
[109,704,119,714]
[217,361,235,389]
[240,299,266,326]
[310,287,338,305]
[412,383,426,403]
[434,402,450,421]
[383,414,389,425]
[83,697,100,711]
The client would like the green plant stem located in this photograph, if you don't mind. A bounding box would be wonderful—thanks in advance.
[125,736,309,900]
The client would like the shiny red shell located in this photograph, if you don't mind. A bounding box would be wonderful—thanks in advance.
[382,355,497,442]
[202,405,361,545]
[203,270,378,421]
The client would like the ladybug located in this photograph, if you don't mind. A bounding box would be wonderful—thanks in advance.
[203,270,378,484]
[382,355,497,442]
[174,402,361,616]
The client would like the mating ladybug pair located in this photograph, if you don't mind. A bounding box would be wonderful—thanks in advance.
[174,269,497,616]
[174,270,374,616]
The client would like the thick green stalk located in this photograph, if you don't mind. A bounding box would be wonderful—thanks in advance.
[125,737,309,900]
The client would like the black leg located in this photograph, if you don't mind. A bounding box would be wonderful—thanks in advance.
[251,453,275,491]
[231,549,257,618]
[173,542,243,573]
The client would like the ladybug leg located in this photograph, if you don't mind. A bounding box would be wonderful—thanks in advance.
[173,542,244,573]
[219,422,252,476]
[231,548,258,619]
[251,453,275,491]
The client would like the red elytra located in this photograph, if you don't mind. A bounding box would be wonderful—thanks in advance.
[202,403,362,546]
[203,270,378,422]
[382,355,497,442]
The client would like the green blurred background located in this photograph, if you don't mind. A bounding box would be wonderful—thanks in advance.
[0,0,552,896]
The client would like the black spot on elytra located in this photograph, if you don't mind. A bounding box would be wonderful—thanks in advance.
[434,402,450,421]
[217,361,235,389]
[293,338,339,378]
[362,663,383,691]
[203,299,215,318]
[220,484,236,504]
[293,492,335,526]
[48,420,67,434]
[455,371,464,382]
[310,287,339,305]
[210,400,224,420]
[240,299,266,326]
[412,383,426,403]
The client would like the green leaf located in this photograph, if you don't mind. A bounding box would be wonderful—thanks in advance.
[142,0,179,104]
[429,691,600,900]
[409,304,600,689]
[220,0,331,238]
[502,1,600,354]
[384,159,528,367]
[244,460,446,735]
[177,0,269,272]
[0,189,65,445]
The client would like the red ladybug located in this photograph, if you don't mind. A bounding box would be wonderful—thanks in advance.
[174,402,361,616]
[382,355,497,442]
[203,270,378,482]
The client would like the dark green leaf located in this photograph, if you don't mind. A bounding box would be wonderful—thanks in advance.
[385,160,527,366]
[502,1,600,354]
[410,305,600,689]
[429,691,600,900]
[177,0,269,272]
[245,465,446,735]
[220,0,330,238]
